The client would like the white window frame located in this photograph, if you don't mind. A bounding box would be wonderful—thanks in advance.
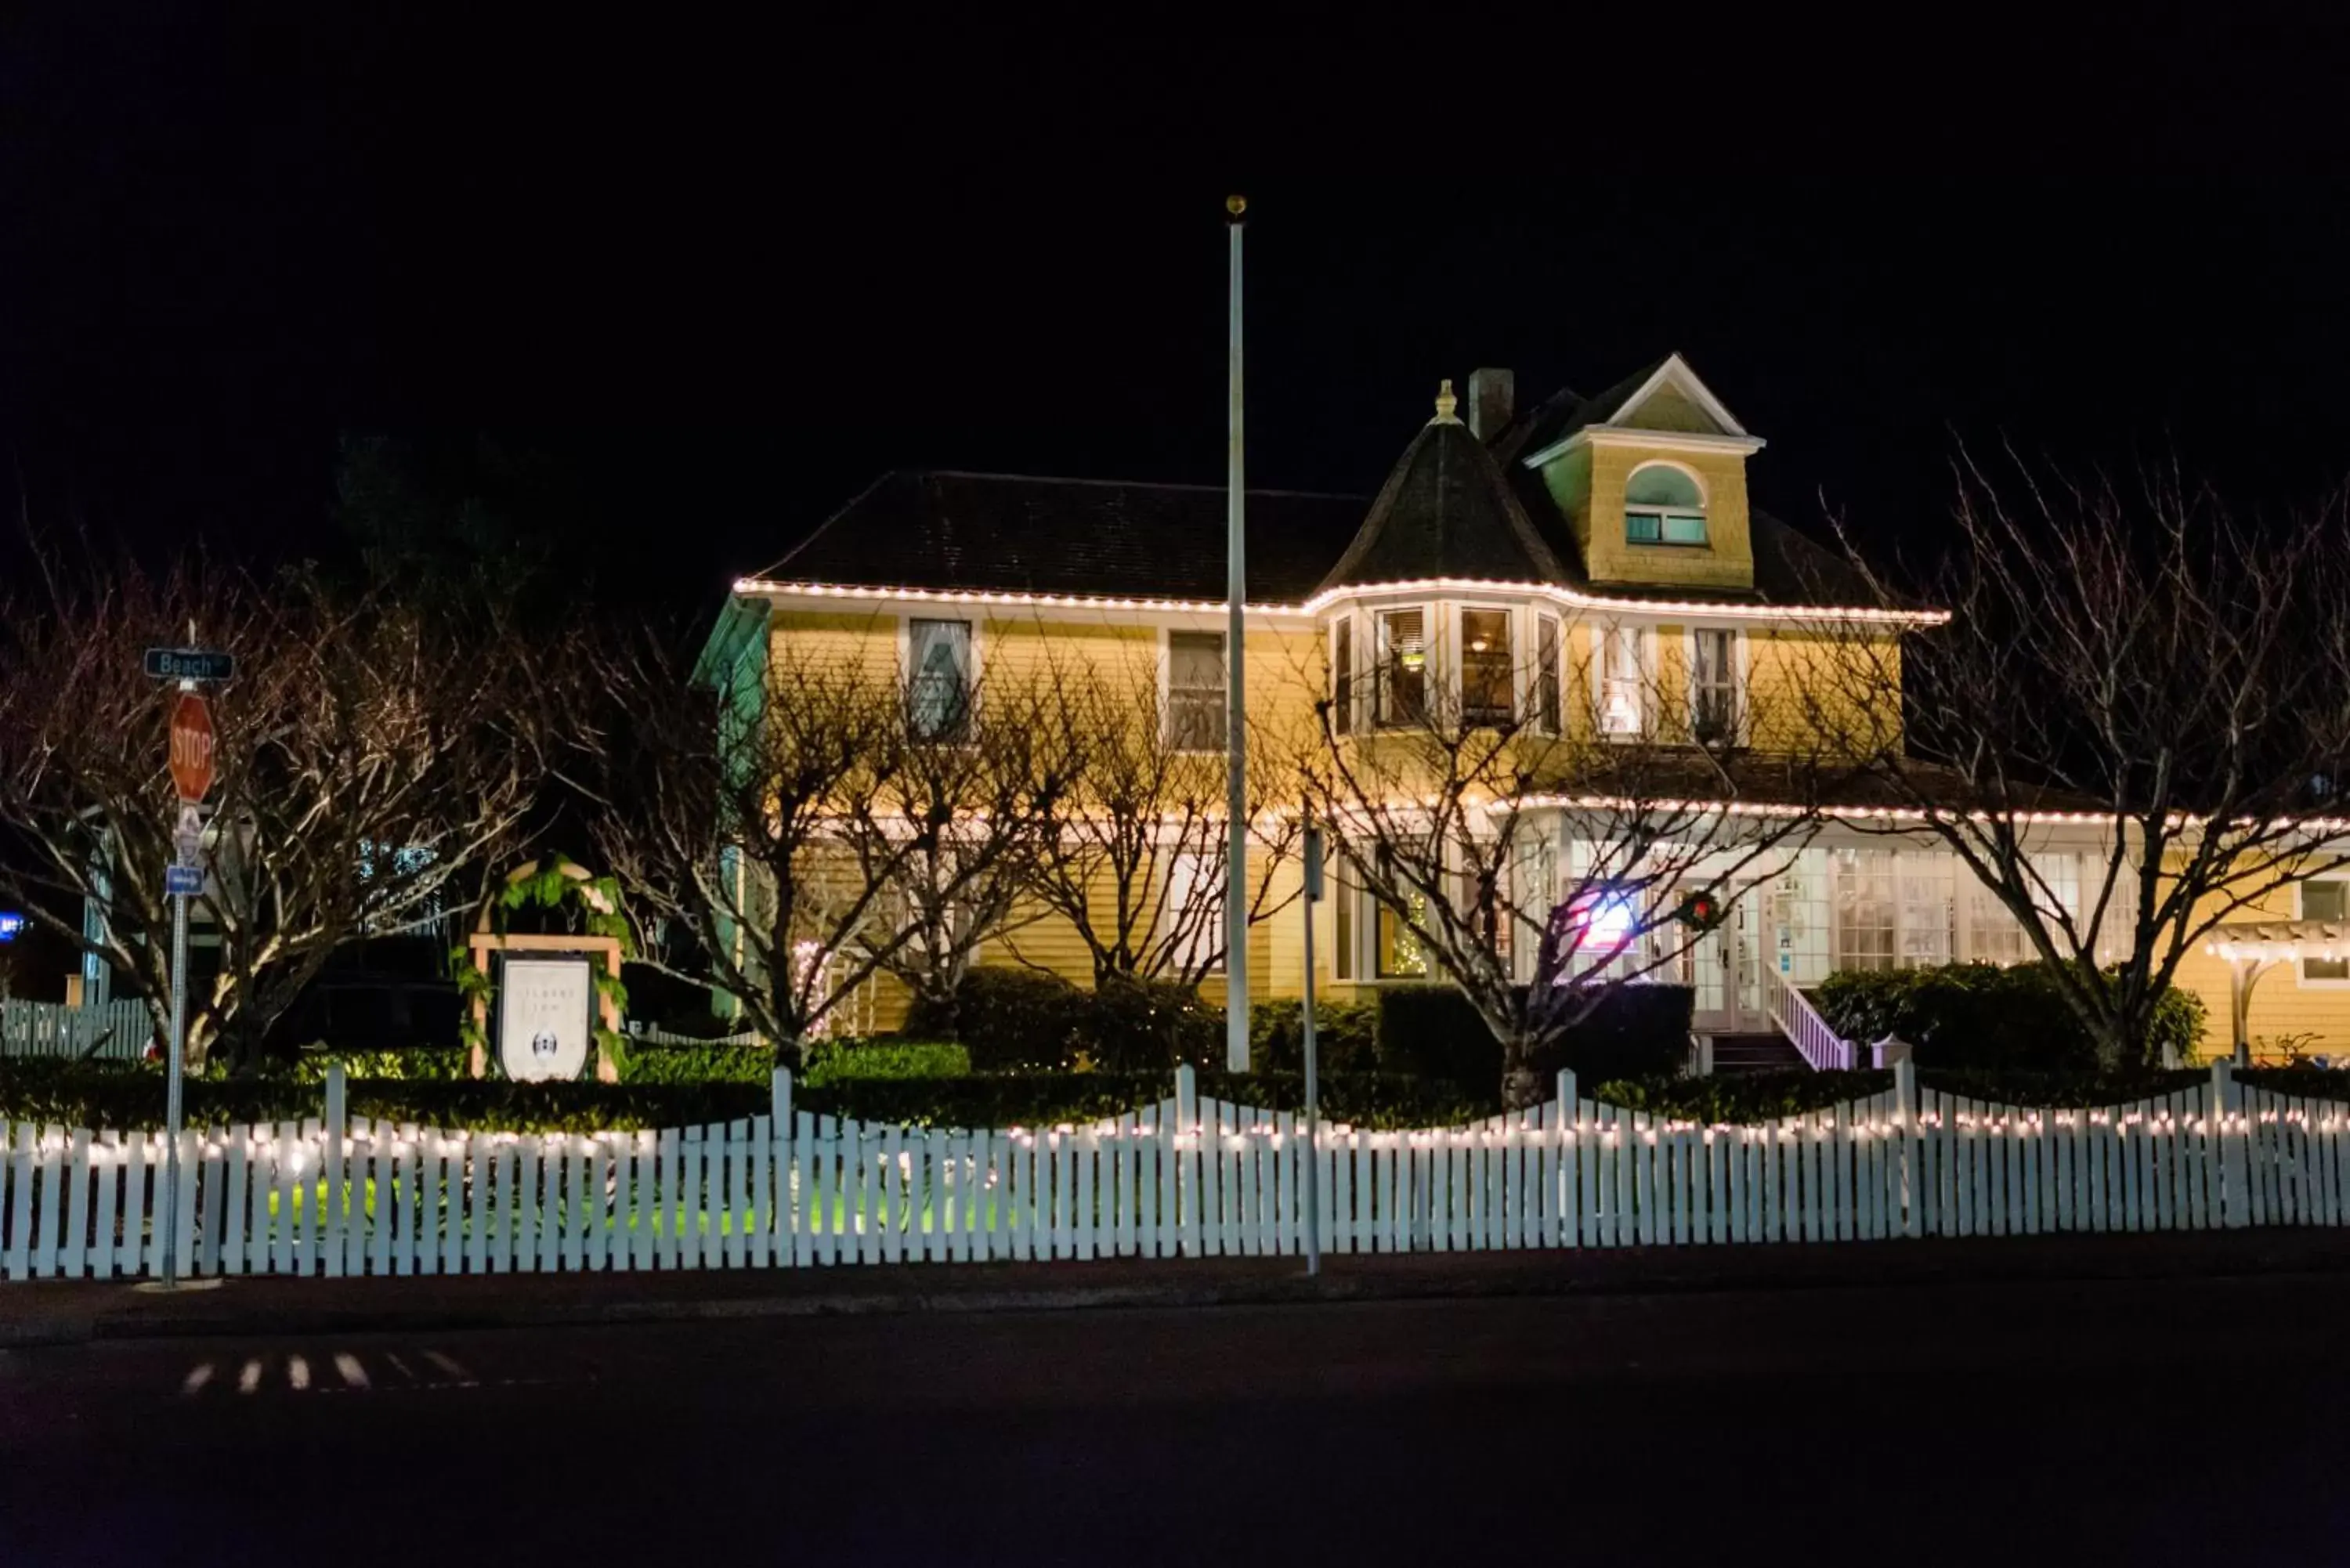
[1455,602,1517,729]
[1592,622,1650,739]
[1165,851,1223,974]
[1533,612,1562,735]
[2298,877,2350,988]
[1160,627,1227,754]
[901,615,978,740]
[1622,461,1709,547]
[1374,605,1432,731]
[1683,625,1748,746]
[1329,612,1357,736]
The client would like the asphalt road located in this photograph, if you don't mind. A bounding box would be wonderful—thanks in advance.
[4,1273,2346,1566]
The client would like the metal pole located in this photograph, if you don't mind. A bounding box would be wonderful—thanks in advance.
[161,884,188,1288]
[1224,194,1250,1073]
[1301,837,1320,1278]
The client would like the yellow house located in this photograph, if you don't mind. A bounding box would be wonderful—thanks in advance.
[706,355,2152,1063]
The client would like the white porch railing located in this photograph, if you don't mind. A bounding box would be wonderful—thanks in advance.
[1,999,154,1060]
[1762,971,1860,1071]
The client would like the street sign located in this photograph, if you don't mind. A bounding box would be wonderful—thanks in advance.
[168,692,215,804]
[0,912,23,942]
[144,648,235,683]
[164,865,202,896]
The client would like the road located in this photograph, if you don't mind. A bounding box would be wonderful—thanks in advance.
[4,1271,2346,1566]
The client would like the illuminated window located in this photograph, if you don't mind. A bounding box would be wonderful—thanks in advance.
[1690,628,1739,743]
[1373,851,1431,978]
[1833,848,1896,971]
[1331,618,1354,736]
[1376,609,1427,728]
[1964,881,2027,965]
[1165,851,1221,973]
[1166,632,1225,752]
[1897,856,1954,967]
[1624,464,1707,546]
[1596,624,1646,736]
[2303,880,2348,982]
[1460,608,1513,726]
[907,619,971,740]
[1535,614,1561,733]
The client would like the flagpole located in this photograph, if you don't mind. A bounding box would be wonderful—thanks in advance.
[1224,193,1250,1072]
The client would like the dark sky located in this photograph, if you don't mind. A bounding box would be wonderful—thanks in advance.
[7,10,2348,619]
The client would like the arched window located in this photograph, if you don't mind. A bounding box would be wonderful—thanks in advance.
[1624,464,1707,546]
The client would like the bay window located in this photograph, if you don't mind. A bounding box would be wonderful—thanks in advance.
[1459,607,1513,726]
[1376,608,1427,728]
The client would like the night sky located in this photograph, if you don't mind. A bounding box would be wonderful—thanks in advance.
[7,13,2348,620]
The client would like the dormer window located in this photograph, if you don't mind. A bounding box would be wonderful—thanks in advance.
[1624,464,1707,546]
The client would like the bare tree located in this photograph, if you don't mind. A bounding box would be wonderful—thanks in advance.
[1820,453,2350,1068]
[0,551,560,1068]
[1292,616,1830,1107]
[1012,648,1303,988]
[592,634,1077,1064]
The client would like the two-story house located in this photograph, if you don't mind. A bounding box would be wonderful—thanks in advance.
[705,355,2135,1061]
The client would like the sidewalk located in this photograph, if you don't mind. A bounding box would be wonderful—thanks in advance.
[6,1230,2350,1349]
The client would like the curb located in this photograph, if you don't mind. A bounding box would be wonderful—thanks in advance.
[10,1235,2350,1349]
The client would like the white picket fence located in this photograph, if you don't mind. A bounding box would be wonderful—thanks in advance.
[0,1060,2340,1281]
[0,999,154,1061]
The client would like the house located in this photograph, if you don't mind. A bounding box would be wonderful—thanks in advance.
[705,355,2145,1063]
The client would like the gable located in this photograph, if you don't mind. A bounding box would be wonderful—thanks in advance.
[1614,380,1726,435]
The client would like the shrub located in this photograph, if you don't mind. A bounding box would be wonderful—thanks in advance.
[1371,981,1694,1088]
[1248,997,1379,1074]
[904,968,1084,1071]
[1372,985,1501,1086]
[1812,963,2207,1071]
[608,1038,771,1085]
[1077,975,1222,1071]
[650,1006,753,1040]
[800,1039,971,1083]
[1594,1069,1894,1122]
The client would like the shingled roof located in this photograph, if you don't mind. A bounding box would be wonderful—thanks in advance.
[755,471,1368,602]
[1317,387,1568,594]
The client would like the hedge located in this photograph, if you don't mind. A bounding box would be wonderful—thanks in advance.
[1370,982,1695,1087]
[0,1058,1495,1133]
[1811,963,2207,1071]
[1593,1070,1896,1122]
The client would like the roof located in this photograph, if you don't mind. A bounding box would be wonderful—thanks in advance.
[1491,356,1667,466]
[1317,401,1567,594]
[757,471,1368,602]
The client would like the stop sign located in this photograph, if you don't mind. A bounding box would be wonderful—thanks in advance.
[168,692,215,804]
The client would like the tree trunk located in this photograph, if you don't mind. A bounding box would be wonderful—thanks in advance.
[1499,1033,1546,1112]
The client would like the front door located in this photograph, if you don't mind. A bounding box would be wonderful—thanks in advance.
[1687,888,1763,1033]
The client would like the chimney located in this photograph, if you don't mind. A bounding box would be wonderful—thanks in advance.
[1467,367,1515,442]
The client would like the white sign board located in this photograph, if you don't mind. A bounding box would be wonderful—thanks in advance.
[497,957,595,1082]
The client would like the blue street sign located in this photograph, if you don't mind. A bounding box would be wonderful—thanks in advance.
[0,912,22,942]
[144,648,235,683]
[164,865,203,896]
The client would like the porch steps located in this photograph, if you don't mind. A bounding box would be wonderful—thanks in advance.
[1705,1032,1808,1075]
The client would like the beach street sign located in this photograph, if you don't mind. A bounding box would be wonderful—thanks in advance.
[164,865,202,896]
[144,648,235,683]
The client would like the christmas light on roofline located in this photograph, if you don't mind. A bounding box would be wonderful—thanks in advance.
[732,576,1951,630]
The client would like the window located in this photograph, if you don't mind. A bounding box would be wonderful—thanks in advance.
[1964,881,2028,965]
[1332,618,1354,737]
[1897,857,1954,967]
[1596,624,1646,736]
[1376,609,1427,728]
[2303,879,2349,982]
[907,619,971,740]
[1624,464,1706,546]
[1167,631,1226,751]
[1165,852,1221,973]
[1460,608,1513,726]
[1833,848,1896,971]
[1535,614,1561,734]
[1690,628,1739,743]
[1373,850,1431,978]
[1333,858,1354,981]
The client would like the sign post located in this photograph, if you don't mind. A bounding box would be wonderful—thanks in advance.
[1300,824,1325,1278]
[149,649,227,1291]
